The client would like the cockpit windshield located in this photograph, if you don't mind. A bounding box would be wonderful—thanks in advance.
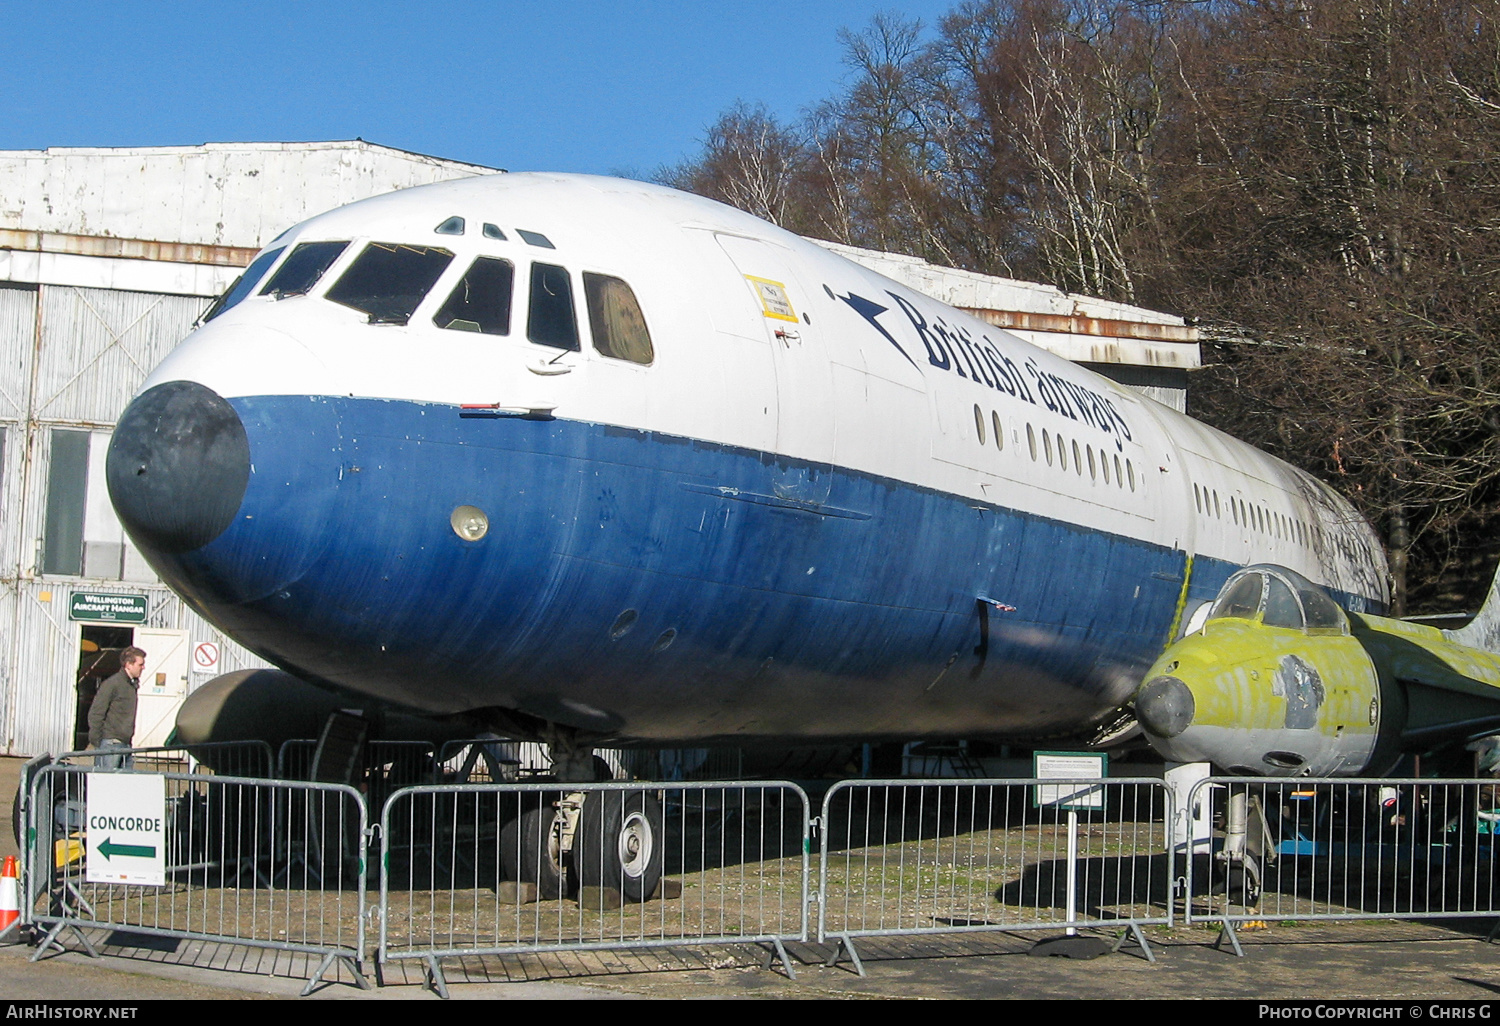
[202,246,284,322]
[259,241,349,299]
[326,243,454,325]
[1208,565,1349,634]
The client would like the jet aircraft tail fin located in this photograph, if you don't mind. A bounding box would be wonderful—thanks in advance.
[1442,560,1500,654]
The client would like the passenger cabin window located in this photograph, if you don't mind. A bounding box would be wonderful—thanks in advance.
[1212,574,1264,620]
[260,241,349,298]
[527,262,579,350]
[583,272,653,364]
[204,246,284,322]
[327,243,454,324]
[434,257,513,335]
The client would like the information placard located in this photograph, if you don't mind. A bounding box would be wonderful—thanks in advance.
[1033,751,1108,810]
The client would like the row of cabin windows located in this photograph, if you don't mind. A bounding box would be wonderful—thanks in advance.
[973,404,1137,493]
[206,238,654,365]
[1193,481,1319,547]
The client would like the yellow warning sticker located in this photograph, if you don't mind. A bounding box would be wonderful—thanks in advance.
[745,276,798,322]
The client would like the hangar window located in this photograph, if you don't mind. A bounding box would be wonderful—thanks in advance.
[1211,573,1264,620]
[434,258,514,335]
[203,246,284,322]
[260,241,349,299]
[584,272,653,364]
[527,262,579,350]
[327,243,454,324]
[41,429,151,582]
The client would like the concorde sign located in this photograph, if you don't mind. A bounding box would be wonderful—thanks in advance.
[86,772,166,886]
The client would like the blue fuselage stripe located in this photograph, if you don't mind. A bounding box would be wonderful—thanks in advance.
[157,395,1245,742]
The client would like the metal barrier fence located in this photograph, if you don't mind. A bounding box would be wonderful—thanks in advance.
[817,779,1174,970]
[378,780,810,996]
[55,740,275,779]
[1183,776,1500,953]
[276,738,436,787]
[24,763,370,995]
[14,753,52,932]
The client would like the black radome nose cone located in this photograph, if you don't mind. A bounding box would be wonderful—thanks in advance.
[1135,676,1196,739]
[108,381,250,553]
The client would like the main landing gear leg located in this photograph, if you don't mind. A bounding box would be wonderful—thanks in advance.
[501,724,664,906]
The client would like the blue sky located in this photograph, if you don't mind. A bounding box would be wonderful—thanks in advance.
[0,1,958,177]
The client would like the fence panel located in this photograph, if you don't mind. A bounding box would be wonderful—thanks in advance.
[379,780,809,990]
[1184,777,1500,934]
[25,764,369,994]
[817,779,1174,952]
[55,741,274,779]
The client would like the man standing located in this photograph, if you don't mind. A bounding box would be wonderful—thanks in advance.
[89,646,146,769]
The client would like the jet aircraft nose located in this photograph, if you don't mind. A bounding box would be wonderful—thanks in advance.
[1134,675,1195,739]
[107,380,251,554]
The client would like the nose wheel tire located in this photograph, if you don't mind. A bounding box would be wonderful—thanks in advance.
[574,789,664,903]
[500,802,569,899]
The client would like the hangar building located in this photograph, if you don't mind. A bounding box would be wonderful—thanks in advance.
[0,141,1197,757]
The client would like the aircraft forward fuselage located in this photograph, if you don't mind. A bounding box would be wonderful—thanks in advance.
[106,173,1389,746]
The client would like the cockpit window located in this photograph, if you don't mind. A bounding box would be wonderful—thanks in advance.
[584,272,653,364]
[326,243,454,325]
[1211,574,1264,620]
[203,246,283,322]
[434,257,513,335]
[1262,577,1303,629]
[527,262,579,350]
[259,241,349,298]
[1300,586,1347,632]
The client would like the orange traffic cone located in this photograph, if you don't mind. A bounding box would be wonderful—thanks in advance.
[0,855,18,934]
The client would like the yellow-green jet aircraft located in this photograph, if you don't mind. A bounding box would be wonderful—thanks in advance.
[1135,564,1500,776]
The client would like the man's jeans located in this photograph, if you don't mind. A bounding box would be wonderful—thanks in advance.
[94,739,134,770]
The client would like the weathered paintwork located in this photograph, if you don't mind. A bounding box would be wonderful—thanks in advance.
[104,174,1389,747]
[1138,565,1500,775]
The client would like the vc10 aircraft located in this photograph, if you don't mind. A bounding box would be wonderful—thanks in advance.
[103,173,1500,894]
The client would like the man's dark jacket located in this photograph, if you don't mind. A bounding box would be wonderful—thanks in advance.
[88,668,139,746]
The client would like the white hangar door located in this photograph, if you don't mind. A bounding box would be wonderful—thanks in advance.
[133,628,190,749]
[714,234,834,505]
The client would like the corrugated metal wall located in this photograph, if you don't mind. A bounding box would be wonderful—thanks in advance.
[5,579,261,755]
[33,287,202,426]
[0,282,260,756]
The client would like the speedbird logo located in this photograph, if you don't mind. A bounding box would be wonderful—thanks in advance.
[838,289,1134,452]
